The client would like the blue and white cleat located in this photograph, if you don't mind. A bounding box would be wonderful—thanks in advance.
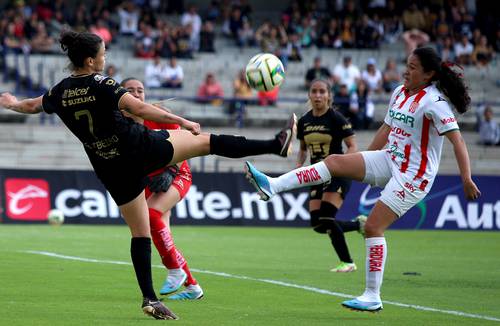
[168,284,204,300]
[342,298,383,312]
[159,269,187,295]
[244,161,275,201]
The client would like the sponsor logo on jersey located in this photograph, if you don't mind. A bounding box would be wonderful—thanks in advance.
[304,125,328,132]
[342,123,352,130]
[440,117,456,125]
[62,87,90,99]
[389,143,405,160]
[404,182,416,193]
[4,178,50,220]
[389,109,415,127]
[296,167,322,184]
[390,126,411,137]
[394,189,406,200]
[94,74,105,82]
[369,244,384,272]
[435,96,447,102]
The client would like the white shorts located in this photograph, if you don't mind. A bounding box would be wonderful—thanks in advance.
[361,150,429,217]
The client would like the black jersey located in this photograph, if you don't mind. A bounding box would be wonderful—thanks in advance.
[42,73,174,205]
[42,73,152,161]
[297,108,354,164]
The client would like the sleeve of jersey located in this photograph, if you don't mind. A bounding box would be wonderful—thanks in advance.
[99,77,128,108]
[337,113,355,138]
[383,85,404,125]
[297,118,304,140]
[41,87,57,114]
[425,98,459,135]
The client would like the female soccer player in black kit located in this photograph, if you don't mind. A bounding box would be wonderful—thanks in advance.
[0,30,296,320]
[297,79,365,273]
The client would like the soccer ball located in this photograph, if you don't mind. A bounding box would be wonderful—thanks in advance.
[245,53,285,91]
[47,209,65,225]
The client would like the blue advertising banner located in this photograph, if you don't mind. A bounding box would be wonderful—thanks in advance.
[0,169,498,230]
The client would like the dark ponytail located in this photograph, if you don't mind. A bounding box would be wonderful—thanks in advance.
[413,47,470,114]
[59,30,103,69]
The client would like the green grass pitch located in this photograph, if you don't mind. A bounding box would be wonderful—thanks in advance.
[0,225,499,325]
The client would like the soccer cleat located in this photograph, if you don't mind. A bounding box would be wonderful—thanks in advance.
[354,215,367,237]
[142,298,179,320]
[159,269,188,295]
[330,262,357,273]
[275,113,297,157]
[169,284,204,300]
[244,161,275,201]
[341,298,383,312]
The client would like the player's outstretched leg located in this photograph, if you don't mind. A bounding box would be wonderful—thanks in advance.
[142,298,179,320]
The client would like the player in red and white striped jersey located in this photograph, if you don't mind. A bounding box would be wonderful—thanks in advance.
[244,47,481,312]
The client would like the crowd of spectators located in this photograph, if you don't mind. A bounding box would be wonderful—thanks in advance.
[0,0,498,128]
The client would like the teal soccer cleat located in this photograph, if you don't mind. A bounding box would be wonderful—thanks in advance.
[168,284,204,300]
[159,269,187,295]
[342,298,383,312]
[244,161,275,201]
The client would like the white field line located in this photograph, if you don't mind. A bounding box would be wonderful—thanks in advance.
[22,250,500,323]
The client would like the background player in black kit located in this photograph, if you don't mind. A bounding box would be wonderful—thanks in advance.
[297,79,366,273]
[0,30,296,320]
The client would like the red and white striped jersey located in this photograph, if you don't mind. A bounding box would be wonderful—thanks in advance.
[383,84,459,191]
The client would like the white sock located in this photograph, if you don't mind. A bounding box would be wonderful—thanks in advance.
[358,237,387,302]
[270,161,332,193]
[167,268,185,279]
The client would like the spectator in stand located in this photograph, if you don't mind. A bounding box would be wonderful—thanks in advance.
[402,3,426,31]
[156,25,176,58]
[255,22,286,54]
[197,73,224,105]
[135,23,157,58]
[230,69,254,124]
[402,28,430,58]
[472,35,494,68]
[433,9,452,41]
[356,14,379,49]
[105,64,122,84]
[199,21,216,52]
[4,22,30,54]
[181,4,202,51]
[478,107,500,146]
[295,16,315,48]
[30,22,56,54]
[162,57,183,88]
[305,56,332,89]
[90,19,113,46]
[283,33,303,63]
[144,56,164,88]
[334,84,359,128]
[318,18,341,49]
[351,80,374,129]
[437,36,456,62]
[237,19,255,48]
[339,18,355,48]
[117,1,140,36]
[333,56,360,94]
[382,58,401,93]
[454,33,474,65]
[258,86,279,106]
[228,7,244,41]
[361,58,383,94]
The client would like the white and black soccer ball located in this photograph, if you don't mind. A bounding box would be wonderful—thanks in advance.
[245,53,285,92]
[47,209,65,225]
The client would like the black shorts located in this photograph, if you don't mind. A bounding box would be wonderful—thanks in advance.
[309,177,351,201]
[91,130,174,206]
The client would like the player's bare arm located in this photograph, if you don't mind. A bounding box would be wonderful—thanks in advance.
[119,93,201,134]
[0,93,43,114]
[367,122,391,150]
[343,135,358,154]
[445,129,481,200]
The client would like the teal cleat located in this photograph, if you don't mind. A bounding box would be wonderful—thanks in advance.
[168,285,204,300]
[342,298,383,312]
[159,269,187,295]
[244,161,274,201]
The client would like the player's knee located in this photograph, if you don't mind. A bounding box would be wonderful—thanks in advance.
[364,219,383,237]
[324,154,342,172]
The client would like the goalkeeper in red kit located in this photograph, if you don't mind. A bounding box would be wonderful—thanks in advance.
[122,77,202,300]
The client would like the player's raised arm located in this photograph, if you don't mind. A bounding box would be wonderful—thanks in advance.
[0,93,43,114]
